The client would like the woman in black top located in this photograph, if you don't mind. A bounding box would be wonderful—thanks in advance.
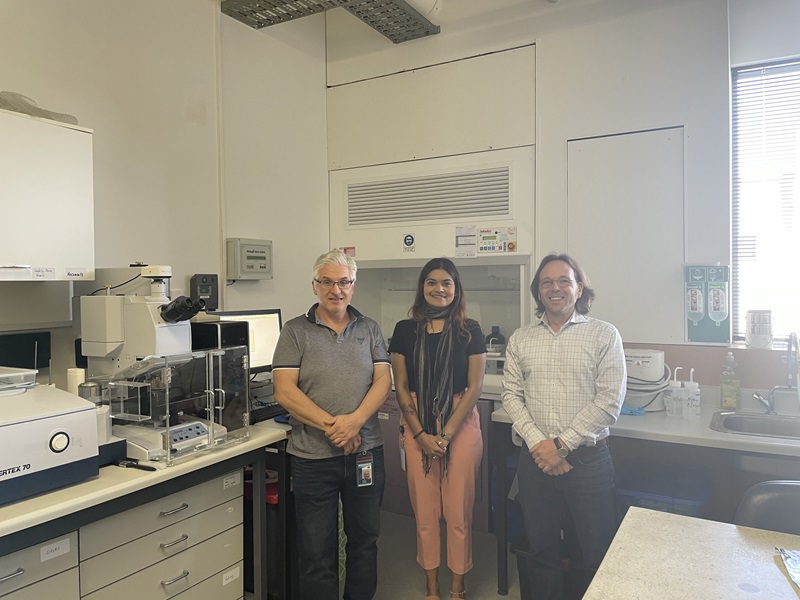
[389,258,486,600]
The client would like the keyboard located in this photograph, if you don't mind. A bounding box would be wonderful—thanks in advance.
[250,402,289,424]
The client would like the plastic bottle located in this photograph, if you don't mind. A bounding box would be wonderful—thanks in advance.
[720,352,740,409]
[485,326,506,352]
[684,368,701,420]
[664,367,684,418]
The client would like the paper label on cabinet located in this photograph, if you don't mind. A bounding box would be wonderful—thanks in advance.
[40,538,70,562]
[33,267,56,280]
[222,565,241,586]
[223,471,241,490]
[65,267,88,279]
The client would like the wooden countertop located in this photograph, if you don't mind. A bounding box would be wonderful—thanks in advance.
[585,507,800,599]
[0,422,287,538]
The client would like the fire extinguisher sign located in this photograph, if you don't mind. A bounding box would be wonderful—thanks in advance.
[403,234,415,253]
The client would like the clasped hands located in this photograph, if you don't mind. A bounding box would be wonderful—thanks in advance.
[417,432,448,460]
[531,439,572,477]
[325,413,364,455]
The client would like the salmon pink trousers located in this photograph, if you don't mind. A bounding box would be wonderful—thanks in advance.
[401,392,483,574]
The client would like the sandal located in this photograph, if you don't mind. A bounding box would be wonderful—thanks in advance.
[450,592,467,599]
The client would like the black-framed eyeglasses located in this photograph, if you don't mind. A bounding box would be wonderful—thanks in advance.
[314,278,355,290]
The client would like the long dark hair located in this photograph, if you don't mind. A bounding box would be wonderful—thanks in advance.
[530,253,596,317]
[409,258,471,338]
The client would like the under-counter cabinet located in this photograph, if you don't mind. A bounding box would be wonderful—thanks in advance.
[0,532,79,599]
[79,470,244,599]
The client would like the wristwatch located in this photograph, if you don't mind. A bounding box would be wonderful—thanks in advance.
[440,431,452,442]
[553,437,569,458]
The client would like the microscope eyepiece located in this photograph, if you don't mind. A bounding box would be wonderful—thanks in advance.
[160,296,205,323]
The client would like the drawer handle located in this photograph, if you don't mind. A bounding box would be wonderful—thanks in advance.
[159,503,189,517]
[161,570,190,586]
[0,568,24,583]
[160,534,189,549]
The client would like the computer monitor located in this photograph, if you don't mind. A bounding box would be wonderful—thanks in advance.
[212,309,282,374]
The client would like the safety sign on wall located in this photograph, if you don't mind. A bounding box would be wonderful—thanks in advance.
[402,233,415,253]
[685,265,730,344]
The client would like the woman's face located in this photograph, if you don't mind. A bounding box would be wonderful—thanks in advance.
[423,268,456,309]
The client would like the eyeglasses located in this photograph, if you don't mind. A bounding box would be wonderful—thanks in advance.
[539,277,576,289]
[314,278,355,290]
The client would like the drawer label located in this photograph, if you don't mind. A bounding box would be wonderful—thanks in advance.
[223,471,241,490]
[40,538,71,562]
[222,565,240,586]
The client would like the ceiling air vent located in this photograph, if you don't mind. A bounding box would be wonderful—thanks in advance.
[221,0,440,44]
[347,166,510,227]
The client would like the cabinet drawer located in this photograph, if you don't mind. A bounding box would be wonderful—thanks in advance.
[82,525,242,600]
[2,567,79,600]
[81,498,242,595]
[0,532,77,597]
[80,470,243,559]
[172,562,243,600]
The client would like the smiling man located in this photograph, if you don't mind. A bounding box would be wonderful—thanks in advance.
[273,249,391,600]
[501,253,626,599]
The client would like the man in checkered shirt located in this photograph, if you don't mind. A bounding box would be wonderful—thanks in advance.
[502,253,626,599]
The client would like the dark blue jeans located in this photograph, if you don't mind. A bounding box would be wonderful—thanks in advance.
[291,446,385,600]
[517,443,618,600]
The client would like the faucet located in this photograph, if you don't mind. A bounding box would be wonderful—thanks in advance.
[487,337,500,353]
[753,385,793,415]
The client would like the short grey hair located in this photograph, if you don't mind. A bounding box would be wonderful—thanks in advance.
[312,249,357,281]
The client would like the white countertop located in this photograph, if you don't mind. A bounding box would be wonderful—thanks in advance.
[491,405,800,457]
[0,422,287,538]
[584,507,800,599]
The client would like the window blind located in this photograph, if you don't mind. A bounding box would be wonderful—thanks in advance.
[732,59,800,340]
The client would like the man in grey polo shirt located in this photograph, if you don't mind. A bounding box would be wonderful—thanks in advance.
[273,249,391,600]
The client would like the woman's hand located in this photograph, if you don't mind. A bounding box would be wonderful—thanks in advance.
[417,432,447,459]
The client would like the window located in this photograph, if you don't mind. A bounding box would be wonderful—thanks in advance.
[732,59,800,341]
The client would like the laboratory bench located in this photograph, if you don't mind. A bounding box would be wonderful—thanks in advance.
[0,422,288,600]
[584,506,800,599]
[489,403,800,595]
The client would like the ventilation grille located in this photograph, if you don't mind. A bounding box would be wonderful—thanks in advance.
[347,166,510,226]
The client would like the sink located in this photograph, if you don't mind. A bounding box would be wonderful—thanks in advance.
[710,411,800,440]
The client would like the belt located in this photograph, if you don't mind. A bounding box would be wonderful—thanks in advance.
[569,437,608,458]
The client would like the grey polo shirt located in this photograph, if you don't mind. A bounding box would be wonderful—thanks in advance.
[272,304,390,459]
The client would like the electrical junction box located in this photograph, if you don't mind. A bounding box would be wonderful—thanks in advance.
[226,238,273,280]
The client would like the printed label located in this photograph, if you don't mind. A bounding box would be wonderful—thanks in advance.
[222,565,241,586]
[41,538,70,562]
[223,471,241,490]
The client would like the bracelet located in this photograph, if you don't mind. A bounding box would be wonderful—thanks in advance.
[413,429,424,439]
[440,431,451,442]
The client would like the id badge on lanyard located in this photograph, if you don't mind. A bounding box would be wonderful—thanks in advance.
[356,450,374,487]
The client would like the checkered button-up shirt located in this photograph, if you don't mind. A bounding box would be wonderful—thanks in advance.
[501,312,626,451]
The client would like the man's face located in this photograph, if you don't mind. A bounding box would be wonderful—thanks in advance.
[538,260,583,321]
[313,263,355,315]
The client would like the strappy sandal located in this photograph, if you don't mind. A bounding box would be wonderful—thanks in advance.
[449,592,467,599]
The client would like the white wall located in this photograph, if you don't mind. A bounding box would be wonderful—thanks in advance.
[535,0,730,264]
[0,1,329,386]
[0,0,222,280]
[220,15,329,321]
[326,0,730,341]
[729,0,800,66]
